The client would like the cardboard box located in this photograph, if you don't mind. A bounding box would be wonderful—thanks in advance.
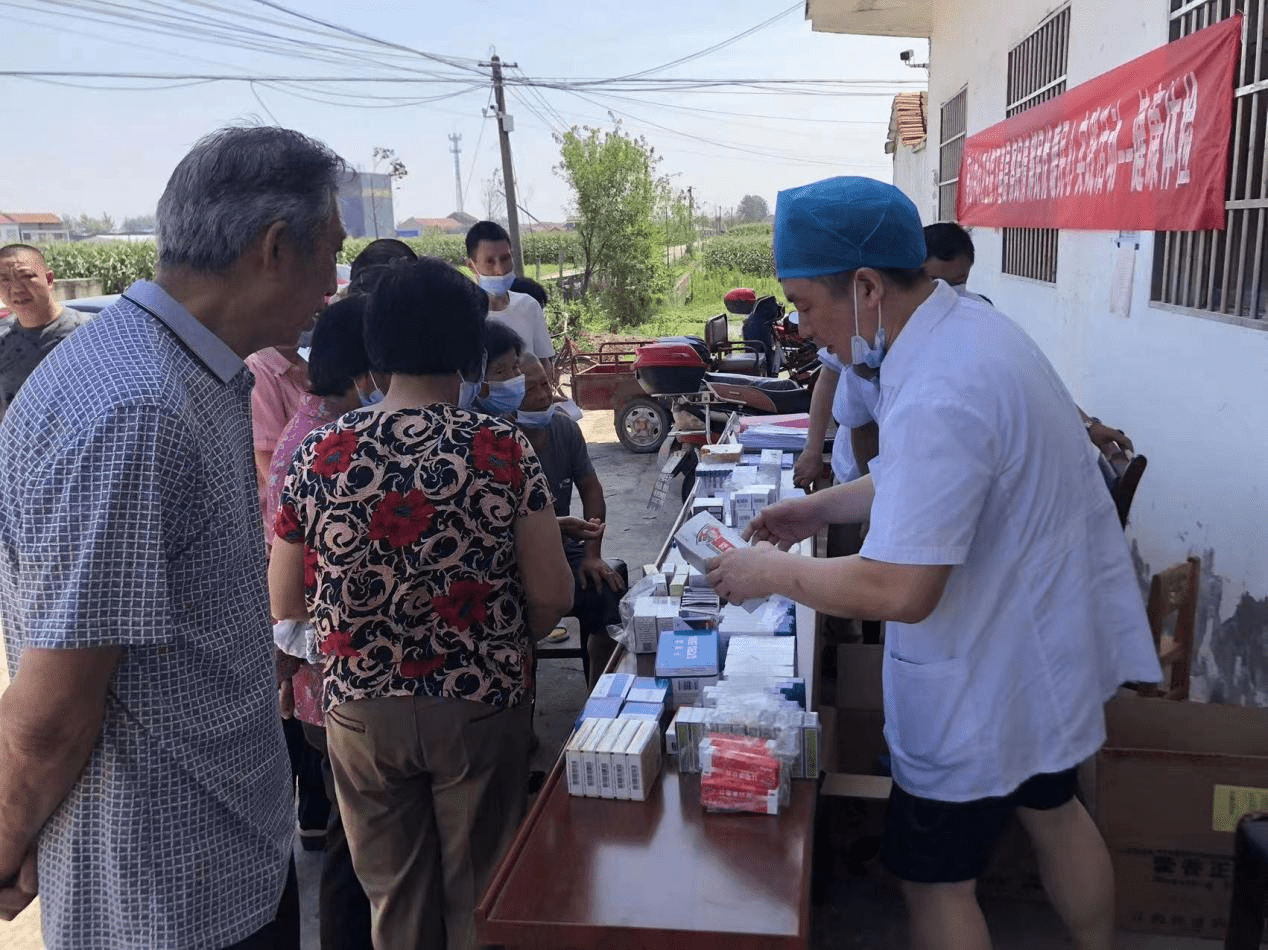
[631,596,684,654]
[1095,694,1268,940]
[830,643,888,776]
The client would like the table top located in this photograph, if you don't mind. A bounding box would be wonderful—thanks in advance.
[476,762,816,950]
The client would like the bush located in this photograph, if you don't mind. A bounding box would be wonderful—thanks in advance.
[725,222,773,237]
[338,232,582,269]
[42,241,158,294]
[701,234,775,277]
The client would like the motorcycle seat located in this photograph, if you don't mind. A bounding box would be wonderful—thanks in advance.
[702,373,811,415]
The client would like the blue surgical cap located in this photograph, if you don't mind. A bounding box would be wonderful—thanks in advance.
[774,177,927,280]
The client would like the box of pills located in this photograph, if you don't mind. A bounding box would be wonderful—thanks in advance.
[655,630,719,679]
[623,720,663,802]
[565,719,600,797]
[627,676,670,705]
[578,697,624,724]
[590,673,635,702]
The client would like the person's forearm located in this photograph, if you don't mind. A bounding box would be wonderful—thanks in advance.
[580,486,606,560]
[804,368,838,449]
[0,697,105,875]
[748,550,942,623]
[851,422,879,477]
[810,473,876,525]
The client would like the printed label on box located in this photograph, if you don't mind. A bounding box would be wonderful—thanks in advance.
[1212,783,1268,832]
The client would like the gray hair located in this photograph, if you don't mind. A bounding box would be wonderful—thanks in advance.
[156,126,347,274]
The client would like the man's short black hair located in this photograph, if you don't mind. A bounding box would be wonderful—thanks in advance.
[465,220,511,258]
[815,267,926,297]
[308,295,371,397]
[0,244,46,267]
[349,239,418,295]
[510,276,548,308]
[485,320,525,365]
[923,222,976,264]
[365,257,487,377]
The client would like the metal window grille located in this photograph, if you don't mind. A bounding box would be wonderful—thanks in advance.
[1152,0,1265,324]
[1002,6,1071,283]
[938,88,967,221]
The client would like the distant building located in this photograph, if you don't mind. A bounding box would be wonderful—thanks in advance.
[337,172,395,239]
[396,216,468,235]
[885,92,933,225]
[1,213,70,243]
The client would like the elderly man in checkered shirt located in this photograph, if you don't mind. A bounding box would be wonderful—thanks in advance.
[0,127,347,950]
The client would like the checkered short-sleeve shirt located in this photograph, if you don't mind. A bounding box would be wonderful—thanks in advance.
[0,281,293,950]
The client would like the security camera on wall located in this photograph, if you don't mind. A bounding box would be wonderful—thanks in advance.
[900,49,915,62]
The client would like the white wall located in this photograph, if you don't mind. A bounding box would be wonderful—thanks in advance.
[928,0,1268,703]
[893,143,936,224]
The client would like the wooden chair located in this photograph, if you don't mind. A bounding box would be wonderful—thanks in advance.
[1137,556,1200,701]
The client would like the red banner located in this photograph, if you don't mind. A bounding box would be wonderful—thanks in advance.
[956,15,1241,232]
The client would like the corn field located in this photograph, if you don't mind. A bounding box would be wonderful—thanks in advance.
[37,232,585,296]
[700,234,775,278]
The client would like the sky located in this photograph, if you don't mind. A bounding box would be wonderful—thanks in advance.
[0,0,927,228]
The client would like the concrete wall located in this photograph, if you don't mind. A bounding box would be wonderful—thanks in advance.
[893,143,937,224]
[926,0,1268,703]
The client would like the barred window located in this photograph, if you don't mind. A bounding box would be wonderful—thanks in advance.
[938,88,967,221]
[1002,6,1071,283]
[1152,0,1266,326]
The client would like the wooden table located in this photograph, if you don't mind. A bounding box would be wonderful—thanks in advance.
[477,753,816,950]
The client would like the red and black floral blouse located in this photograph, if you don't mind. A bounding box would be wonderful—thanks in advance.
[276,405,553,713]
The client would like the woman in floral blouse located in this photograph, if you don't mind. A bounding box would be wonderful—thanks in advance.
[268,257,573,950]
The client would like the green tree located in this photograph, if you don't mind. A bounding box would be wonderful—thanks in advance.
[555,122,666,327]
[121,214,156,234]
[72,213,115,237]
[736,195,769,223]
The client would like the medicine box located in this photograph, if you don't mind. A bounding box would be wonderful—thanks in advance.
[655,630,720,679]
[596,716,630,799]
[590,673,635,702]
[626,676,670,705]
[581,718,618,797]
[673,512,747,574]
[619,701,665,722]
[565,719,600,797]
[624,720,663,802]
[609,719,641,801]
[631,596,684,653]
[578,697,624,725]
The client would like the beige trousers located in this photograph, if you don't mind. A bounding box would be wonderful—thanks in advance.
[325,695,531,950]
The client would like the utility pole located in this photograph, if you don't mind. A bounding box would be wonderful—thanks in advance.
[687,185,695,248]
[448,133,463,213]
[481,54,524,274]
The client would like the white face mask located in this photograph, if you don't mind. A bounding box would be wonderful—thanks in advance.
[457,353,487,410]
[477,272,517,297]
[849,279,887,370]
[516,406,557,428]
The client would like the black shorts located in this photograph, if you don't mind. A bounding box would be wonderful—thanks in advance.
[881,768,1078,884]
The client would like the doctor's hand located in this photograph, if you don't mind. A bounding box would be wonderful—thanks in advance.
[743,496,825,550]
[706,541,782,604]
[792,450,826,493]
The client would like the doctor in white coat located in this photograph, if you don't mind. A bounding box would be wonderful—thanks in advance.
[706,176,1161,950]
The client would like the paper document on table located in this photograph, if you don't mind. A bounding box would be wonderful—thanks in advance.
[738,413,810,450]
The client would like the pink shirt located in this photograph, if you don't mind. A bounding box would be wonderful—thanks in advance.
[246,348,310,453]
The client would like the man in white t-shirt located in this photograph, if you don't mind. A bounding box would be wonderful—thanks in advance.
[465,221,555,383]
[706,177,1161,950]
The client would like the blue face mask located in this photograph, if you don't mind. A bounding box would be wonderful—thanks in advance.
[478,272,517,297]
[516,407,556,429]
[358,386,384,407]
[474,374,526,416]
[457,354,487,410]
[849,280,887,370]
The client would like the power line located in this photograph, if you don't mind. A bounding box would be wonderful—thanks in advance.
[612,1,801,81]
